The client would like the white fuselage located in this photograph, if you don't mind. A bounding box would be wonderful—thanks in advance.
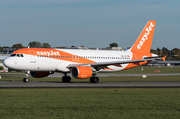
[4,49,132,72]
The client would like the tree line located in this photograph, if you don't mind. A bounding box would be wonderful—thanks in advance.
[151,47,180,60]
[0,41,51,51]
[1,42,180,60]
[109,43,180,60]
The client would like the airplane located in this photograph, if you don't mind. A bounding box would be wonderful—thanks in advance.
[3,20,165,83]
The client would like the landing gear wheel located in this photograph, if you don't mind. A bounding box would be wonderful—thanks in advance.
[62,76,71,82]
[90,77,94,83]
[23,78,29,82]
[23,71,30,83]
[90,77,99,83]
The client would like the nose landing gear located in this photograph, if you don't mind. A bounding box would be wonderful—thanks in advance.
[23,78,29,82]
[23,71,29,82]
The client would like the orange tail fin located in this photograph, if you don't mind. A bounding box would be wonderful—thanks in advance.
[130,21,156,53]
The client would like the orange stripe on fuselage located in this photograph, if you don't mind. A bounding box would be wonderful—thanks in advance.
[12,48,96,64]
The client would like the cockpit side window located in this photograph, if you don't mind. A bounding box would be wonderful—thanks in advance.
[20,54,24,57]
[17,54,20,57]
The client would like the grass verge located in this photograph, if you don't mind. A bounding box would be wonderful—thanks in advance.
[0,88,180,119]
[112,66,180,74]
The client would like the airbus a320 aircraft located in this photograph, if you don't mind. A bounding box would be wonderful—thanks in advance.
[3,20,165,83]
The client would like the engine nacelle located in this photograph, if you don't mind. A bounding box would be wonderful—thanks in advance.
[71,66,92,79]
[30,71,50,78]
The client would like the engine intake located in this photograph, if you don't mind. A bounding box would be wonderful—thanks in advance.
[71,66,92,79]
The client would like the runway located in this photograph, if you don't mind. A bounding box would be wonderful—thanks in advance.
[1,73,180,88]
[2,73,180,77]
[0,81,180,88]
[50,73,180,77]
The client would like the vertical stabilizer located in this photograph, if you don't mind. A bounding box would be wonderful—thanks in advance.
[130,21,156,53]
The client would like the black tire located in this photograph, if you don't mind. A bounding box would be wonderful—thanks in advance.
[62,76,71,83]
[66,76,71,82]
[90,77,99,83]
[62,76,66,82]
[94,77,99,83]
[90,77,94,83]
[23,78,29,82]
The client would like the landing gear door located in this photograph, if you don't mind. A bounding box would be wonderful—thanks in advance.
[29,50,36,63]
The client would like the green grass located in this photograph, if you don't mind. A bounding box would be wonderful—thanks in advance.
[0,66,180,118]
[99,75,180,82]
[0,88,180,119]
[113,66,180,74]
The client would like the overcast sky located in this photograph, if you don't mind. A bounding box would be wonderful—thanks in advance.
[0,0,180,49]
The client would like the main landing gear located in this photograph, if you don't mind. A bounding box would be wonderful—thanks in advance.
[23,71,29,82]
[62,73,71,82]
[90,77,99,83]
[61,73,99,83]
[90,71,99,83]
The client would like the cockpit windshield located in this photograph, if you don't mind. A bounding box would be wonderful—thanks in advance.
[11,54,16,57]
[10,54,24,57]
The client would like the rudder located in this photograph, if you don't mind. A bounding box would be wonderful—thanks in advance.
[130,21,156,53]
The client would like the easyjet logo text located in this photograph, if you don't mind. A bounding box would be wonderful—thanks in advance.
[36,51,60,56]
[137,22,154,49]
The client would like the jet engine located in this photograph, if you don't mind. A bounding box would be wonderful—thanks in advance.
[30,71,52,78]
[71,66,93,79]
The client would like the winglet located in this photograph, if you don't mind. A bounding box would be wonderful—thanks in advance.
[162,56,166,62]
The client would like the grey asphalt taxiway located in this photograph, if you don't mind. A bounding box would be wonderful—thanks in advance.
[1,73,180,88]
[0,81,180,88]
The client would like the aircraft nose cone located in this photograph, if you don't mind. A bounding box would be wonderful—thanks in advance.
[3,57,22,70]
[3,58,10,68]
[3,58,13,69]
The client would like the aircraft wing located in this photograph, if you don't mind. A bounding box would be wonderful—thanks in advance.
[68,56,165,68]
